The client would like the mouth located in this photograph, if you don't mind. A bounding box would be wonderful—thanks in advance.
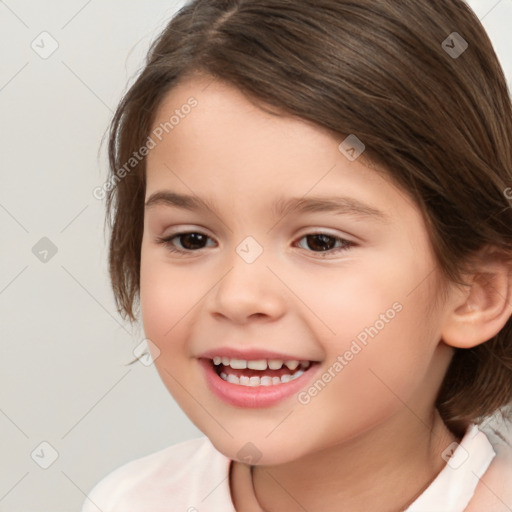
[211,357,313,387]
[198,354,320,408]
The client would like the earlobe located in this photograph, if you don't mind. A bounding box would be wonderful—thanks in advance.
[441,253,512,350]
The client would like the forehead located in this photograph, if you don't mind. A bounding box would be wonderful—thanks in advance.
[150,74,341,160]
[145,74,418,224]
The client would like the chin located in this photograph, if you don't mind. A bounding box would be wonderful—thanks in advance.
[208,434,310,467]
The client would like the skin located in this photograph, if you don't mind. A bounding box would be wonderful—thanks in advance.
[140,73,512,511]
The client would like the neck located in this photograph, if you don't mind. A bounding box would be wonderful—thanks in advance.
[250,409,459,512]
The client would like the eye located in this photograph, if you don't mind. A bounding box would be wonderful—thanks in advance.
[156,232,216,254]
[156,231,355,256]
[295,233,354,254]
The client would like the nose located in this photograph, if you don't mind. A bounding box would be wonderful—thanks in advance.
[206,252,287,325]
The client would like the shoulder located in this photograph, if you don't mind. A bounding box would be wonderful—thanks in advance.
[81,436,234,512]
[466,427,512,512]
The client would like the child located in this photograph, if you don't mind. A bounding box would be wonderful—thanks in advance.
[83,0,512,510]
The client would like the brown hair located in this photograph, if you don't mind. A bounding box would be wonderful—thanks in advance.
[104,0,512,434]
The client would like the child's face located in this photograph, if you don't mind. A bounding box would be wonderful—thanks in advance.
[140,74,456,464]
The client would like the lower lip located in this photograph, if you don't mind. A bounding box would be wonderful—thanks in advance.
[199,358,320,408]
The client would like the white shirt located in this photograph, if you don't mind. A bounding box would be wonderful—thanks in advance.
[81,424,496,512]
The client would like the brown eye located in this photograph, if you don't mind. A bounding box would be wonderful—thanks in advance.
[304,234,337,251]
[177,233,209,250]
[156,232,216,254]
[296,233,354,254]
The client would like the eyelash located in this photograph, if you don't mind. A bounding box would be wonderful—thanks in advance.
[155,231,355,256]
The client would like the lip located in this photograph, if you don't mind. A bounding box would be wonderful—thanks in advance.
[198,357,321,408]
[199,347,317,362]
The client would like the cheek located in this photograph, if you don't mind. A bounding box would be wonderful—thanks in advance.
[285,257,400,341]
[315,289,440,433]
[140,265,174,340]
[140,252,198,340]
[139,254,204,415]
[296,252,441,410]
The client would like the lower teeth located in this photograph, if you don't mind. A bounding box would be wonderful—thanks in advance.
[219,369,305,386]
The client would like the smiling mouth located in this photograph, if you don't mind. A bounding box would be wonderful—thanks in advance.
[210,357,314,387]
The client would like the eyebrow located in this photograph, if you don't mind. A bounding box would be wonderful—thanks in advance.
[144,191,389,222]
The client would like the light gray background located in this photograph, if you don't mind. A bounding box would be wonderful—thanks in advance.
[0,1,511,511]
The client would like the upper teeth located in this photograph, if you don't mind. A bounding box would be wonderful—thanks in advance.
[213,357,308,371]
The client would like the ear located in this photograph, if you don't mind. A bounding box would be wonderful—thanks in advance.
[441,248,512,349]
